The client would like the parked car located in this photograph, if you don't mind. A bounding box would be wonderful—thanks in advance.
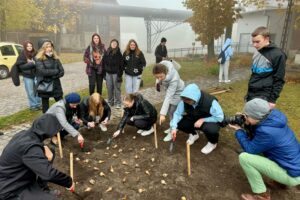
[0,42,23,79]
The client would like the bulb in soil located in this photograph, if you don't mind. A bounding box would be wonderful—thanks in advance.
[84,187,92,192]
[98,160,105,164]
[83,159,89,163]
[105,186,112,193]
[125,171,130,174]
[104,152,109,155]
[134,155,139,159]
[85,152,91,155]
[140,148,145,151]
[113,144,118,149]
[89,179,95,185]
[110,166,114,173]
[93,167,99,170]
[132,136,136,140]
[99,172,105,177]
[151,158,155,162]
[161,180,167,185]
[181,197,187,200]
[122,177,126,183]
[138,188,146,193]
[145,170,150,175]
[118,149,123,153]
[122,161,128,165]
[112,153,118,158]
[106,147,109,150]
[75,157,80,161]
[162,173,168,177]
[135,164,140,168]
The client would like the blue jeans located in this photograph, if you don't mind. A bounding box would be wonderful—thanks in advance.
[23,77,41,109]
[125,74,140,94]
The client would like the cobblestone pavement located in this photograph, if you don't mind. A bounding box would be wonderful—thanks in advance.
[0,65,249,155]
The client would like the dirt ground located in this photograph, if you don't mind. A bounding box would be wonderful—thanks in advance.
[50,120,300,200]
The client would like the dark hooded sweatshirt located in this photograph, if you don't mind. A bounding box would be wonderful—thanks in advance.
[0,114,72,200]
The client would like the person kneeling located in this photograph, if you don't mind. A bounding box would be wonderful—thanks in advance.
[79,92,111,132]
[170,84,224,154]
[113,93,157,138]
[229,98,300,200]
[0,114,74,200]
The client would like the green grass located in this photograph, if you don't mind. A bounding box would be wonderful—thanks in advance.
[59,53,83,64]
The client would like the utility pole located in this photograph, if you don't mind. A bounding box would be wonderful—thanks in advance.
[280,0,294,53]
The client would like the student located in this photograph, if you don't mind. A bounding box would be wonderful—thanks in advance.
[113,93,157,138]
[123,39,146,94]
[245,26,287,109]
[155,37,168,63]
[46,92,84,144]
[103,39,123,108]
[84,33,106,95]
[0,114,74,200]
[16,40,41,110]
[79,92,111,132]
[229,98,300,200]
[35,39,64,113]
[170,84,224,154]
[152,60,184,142]
[218,38,233,83]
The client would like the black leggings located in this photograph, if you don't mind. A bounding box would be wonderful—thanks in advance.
[177,117,220,144]
[88,69,104,95]
[42,96,62,113]
[126,118,154,131]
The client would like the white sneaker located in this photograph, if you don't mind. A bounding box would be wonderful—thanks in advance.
[219,80,223,83]
[201,142,217,154]
[224,80,231,83]
[163,133,172,142]
[99,123,107,132]
[141,127,154,136]
[137,129,143,134]
[164,128,171,134]
[116,104,121,109]
[186,133,199,145]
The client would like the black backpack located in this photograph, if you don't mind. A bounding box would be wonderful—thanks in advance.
[218,45,230,64]
[11,63,20,86]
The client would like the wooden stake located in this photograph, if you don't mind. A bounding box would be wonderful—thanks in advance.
[186,143,191,176]
[153,124,158,149]
[57,132,63,158]
[70,152,74,190]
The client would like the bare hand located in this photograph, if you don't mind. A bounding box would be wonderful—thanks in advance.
[269,102,276,109]
[159,115,166,125]
[77,134,84,144]
[113,130,121,138]
[44,146,53,162]
[171,129,177,141]
[228,124,242,131]
[67,182,75,193]
[194,118,204,128]
[87,122,95,128]
[102,117,109,125]
[130,117,134,121]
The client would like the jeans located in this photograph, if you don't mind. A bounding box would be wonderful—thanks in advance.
[125,74,140,94]
[42,96,62,113]
[219,60,230,81]
[106,73,121,105]
[23,77,41,109]
[88,68,103,95]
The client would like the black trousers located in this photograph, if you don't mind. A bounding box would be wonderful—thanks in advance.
[177,117,220,144]
[126,118,154,131]
[88,69,103,95]
[42,96,62,113]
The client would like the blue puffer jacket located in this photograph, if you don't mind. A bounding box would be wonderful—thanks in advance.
[236,109,300,177]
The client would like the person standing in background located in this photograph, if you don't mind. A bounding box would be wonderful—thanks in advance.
[84,33,106,95]
[155,37,168,63]
[218,38,233,83]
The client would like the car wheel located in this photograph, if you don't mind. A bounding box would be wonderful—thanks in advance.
[0,66,9,79]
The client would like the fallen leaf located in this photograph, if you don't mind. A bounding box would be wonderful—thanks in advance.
[105,186,112,193]
[89,179,95,185]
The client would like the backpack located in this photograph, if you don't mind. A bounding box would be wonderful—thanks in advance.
[11,63,20,86]
[218,45,230,64]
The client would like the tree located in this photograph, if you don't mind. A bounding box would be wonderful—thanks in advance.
[184,0,238,60]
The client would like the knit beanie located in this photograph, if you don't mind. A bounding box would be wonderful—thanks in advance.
[243,98,270,120]
[65,93,81,104]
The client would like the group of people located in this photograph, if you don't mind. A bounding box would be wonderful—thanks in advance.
[1,26,300,200]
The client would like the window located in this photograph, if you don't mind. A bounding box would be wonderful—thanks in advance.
[15,45,23,55]
[0,45,15,56]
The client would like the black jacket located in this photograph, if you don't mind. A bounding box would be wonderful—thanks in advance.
[79,96,111,125]
[16,51,36,79]
[246,43,287,103]
[155,44,168,63]
[123,51,146,76]
[36,56,64,98]
[0,114,72,200]
[117,94,157,130]
[103,48,123,77]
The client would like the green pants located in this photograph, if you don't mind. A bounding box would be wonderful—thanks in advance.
[239,152,300,193]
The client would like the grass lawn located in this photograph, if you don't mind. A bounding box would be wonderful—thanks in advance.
[59,53,83,64]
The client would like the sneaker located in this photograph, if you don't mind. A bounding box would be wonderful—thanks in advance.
[141,127,154,136]
[164,128,171,134]
[201,142,217,154]
[186,133,199,145]
[241,191,271,200]
[218,80,224,83]
[116,104,121,109]
[137,129,143,134]
[224,80,231,83]
[163,133,172,142]
[99,123,107,132]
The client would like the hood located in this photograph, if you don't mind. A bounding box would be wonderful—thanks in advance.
[180,84,201,103]
[260,109,287,129]
[160,60,176,82]
[31,114,62,141]
[222,38,232,50]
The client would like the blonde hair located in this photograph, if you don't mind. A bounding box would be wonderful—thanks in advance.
[35,41,59,60]
[89,93,104,119]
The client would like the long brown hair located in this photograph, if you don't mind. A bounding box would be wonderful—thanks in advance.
[124,39,141,56]
[23,40,36,59]
[89,93,104,119]
[35,41,59,61]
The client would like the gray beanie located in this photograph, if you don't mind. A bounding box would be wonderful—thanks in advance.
[243,98,270,120]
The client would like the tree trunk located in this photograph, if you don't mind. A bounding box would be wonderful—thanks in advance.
[207,37,215,61]
[225,24,233,39]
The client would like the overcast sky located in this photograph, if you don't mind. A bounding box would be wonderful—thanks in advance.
[117,0,187,10]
